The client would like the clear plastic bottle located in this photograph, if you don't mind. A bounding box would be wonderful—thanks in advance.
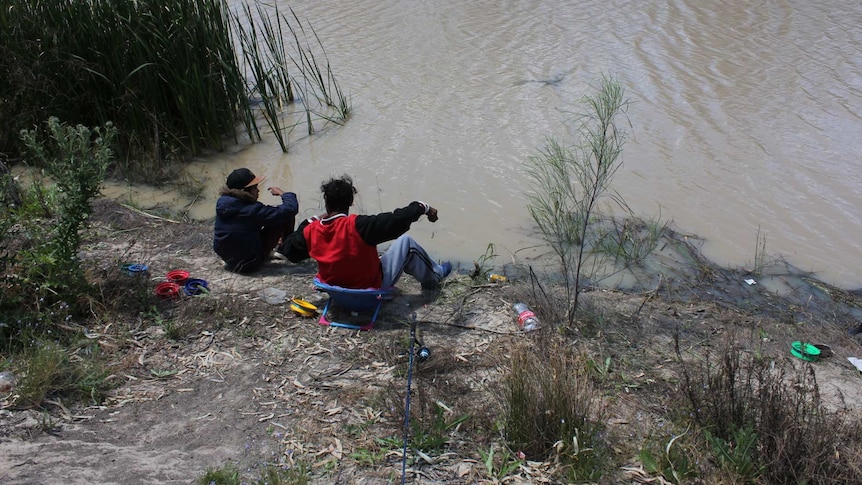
[513,303,540,331]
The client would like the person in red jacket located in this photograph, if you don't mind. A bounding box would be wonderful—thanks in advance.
[282,175,452,289]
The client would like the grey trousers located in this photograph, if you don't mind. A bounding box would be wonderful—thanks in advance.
[380,235,444,288]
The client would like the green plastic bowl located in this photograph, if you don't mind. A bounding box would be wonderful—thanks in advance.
[790,341,821,362]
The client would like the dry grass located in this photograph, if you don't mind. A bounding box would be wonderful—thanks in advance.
[499,333,609,481]
[676,338,862,483]
[3,200,862,484]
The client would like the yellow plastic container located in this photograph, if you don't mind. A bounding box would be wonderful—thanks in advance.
[290,298,318,317]
[488,274,508,283]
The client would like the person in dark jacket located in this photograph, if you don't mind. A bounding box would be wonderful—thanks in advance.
[282,175,451,289]
[213,168,298,273]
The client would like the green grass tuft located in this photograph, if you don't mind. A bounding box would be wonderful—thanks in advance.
[500,337,608,480]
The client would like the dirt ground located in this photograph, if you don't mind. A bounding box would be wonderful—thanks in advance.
[1,199,862,484]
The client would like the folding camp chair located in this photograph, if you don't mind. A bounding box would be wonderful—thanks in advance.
[312,277,394,330]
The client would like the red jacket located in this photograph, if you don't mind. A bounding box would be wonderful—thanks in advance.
[283,202,428,288]
[304,214,382,288]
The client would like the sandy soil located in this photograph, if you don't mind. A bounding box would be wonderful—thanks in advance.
[1,199,861,484]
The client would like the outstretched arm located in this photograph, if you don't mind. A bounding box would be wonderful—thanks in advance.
[355,201,438,246]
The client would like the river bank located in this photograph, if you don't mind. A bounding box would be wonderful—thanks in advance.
[1,198,861,484]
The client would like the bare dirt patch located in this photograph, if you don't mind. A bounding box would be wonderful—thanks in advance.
[2,199,862,484]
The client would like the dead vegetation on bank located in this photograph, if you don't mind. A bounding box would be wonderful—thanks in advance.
[2,199,862,484]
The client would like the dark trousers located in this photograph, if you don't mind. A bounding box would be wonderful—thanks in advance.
[261,215,296,256]
[232,216,295,273]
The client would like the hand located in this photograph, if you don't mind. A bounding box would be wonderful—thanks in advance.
[268,187,284,196]
[426,207,438,223]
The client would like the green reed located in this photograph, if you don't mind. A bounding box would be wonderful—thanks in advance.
[0,0,349,179]
[233,3,350,149]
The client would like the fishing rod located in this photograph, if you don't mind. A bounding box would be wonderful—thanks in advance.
[401,312,430,484]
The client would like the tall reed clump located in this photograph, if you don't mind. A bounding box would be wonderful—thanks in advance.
[525,75,631,327]
[0,0,243,165]
[232,4,350,152]
[500,338,608,481]
[0,0,349,179]
[675,339,862,483]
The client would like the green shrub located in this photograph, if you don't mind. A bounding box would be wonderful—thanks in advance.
[525,75,631,327]
[409,402,470,453]
[20,117,114,262]
[0,118,114,366]
[479,444,523,482]
[9,118,115,314]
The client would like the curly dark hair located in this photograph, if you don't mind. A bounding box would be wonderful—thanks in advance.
[321,175,358,213]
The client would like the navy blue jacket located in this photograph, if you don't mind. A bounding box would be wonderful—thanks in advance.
[213,187,298,268]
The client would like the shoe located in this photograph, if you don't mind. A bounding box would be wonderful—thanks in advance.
[439,261,452,280]
[421,262,453,290]
[269,250,288,261]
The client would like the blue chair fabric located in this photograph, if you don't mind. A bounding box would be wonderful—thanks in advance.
[312,277,394,330]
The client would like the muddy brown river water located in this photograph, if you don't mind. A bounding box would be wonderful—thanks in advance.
[102,0,862,288]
